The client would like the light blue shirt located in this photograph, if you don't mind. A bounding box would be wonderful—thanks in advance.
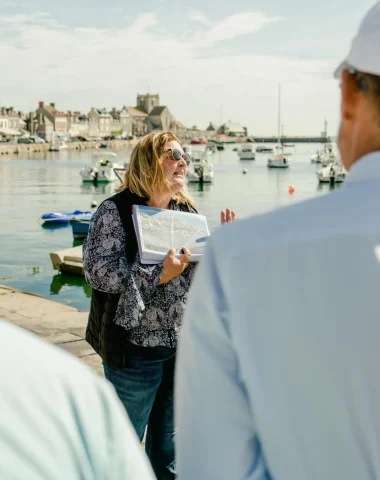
[176,152,380,480]
[0,320,155,480]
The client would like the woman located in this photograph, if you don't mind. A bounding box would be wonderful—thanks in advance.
[83,132,236,480]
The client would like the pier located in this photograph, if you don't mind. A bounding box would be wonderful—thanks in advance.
[253,136,330,144]
[0,138,136,155]
[0,284,100,373]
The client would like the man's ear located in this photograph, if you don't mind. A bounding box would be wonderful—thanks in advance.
[341,70,361,122]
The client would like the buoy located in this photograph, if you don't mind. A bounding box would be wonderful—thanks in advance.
[242,169,248,174]
[288,185,295,194]
[91,200,98,208]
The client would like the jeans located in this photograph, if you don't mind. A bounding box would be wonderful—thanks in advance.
[103,346,176,480]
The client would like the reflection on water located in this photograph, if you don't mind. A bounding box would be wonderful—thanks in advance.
[0,143,336,310]
[80,182,116,196]
[316,182,342,193]
[50,273,92,299]
[188,182,214,194]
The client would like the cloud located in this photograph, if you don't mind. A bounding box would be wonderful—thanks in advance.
[190,11,213,27]
[0,10,337,135]
[204,12,282,44]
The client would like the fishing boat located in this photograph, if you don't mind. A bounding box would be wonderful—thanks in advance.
[72,219,91,239]
[317,162,346,184]
[311,142,337,165]
[237,143,256,160]
[79,152,125,183]
[187,152,214,183]
[41,210,92,225]
[256,145,274,153]
[267,84,290,169]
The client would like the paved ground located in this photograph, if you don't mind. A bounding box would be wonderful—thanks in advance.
[0,284,102,374]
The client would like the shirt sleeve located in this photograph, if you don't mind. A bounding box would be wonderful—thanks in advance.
[83,200,163,305]
[175,236,268,480]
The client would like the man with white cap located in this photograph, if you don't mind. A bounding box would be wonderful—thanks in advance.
[176,3,380,480]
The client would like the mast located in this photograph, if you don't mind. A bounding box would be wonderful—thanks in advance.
[278,83,281,145]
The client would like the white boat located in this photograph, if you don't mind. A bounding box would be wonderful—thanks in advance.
[267,84,290,169]
[256,145,274,153]
[187,152,214,183]
[49,140,68,151]
[317,162,346,184]
[80,152,125,183]
[237,143,256,160]
[311,142,337,165]
[206,144,217,154]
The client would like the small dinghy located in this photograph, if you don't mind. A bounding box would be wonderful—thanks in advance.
[41,210,93,225]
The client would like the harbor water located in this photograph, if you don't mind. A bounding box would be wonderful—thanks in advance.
[0,144,338,311]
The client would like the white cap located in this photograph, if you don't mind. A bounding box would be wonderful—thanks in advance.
[334,1,380,78]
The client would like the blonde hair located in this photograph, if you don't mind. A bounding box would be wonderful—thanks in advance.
[119,132,195,206]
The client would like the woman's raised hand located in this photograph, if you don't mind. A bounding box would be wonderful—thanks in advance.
[159,248,191,285]
[221,208,238,224]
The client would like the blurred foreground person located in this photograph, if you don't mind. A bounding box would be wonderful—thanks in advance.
[0,320,155,480]
[176,3,380,479]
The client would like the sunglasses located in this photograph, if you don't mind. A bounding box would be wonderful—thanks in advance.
[165,149,191,165]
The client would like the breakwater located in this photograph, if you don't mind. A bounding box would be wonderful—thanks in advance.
[0,139,136,156]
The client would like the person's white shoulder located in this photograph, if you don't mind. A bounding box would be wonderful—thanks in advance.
[0,321,155,480]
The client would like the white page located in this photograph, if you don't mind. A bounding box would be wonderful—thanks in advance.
[133,205,210,264]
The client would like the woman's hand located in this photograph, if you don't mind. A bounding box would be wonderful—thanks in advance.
[221,208,238,225]
[159,248,191,285]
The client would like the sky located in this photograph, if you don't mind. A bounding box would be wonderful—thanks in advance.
[0,0,376,135]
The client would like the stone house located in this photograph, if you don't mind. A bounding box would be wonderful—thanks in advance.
[67,111,89,138]
[124,106,149,136]
[34,102,68,141]
[219,122,247,137]
[110,108,133,136]
[147,106,172,131]
[88,108,112,137]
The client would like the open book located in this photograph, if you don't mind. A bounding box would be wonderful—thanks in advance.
[132,205,210,264]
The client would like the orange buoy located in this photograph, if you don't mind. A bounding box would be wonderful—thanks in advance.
[288,185,295,194]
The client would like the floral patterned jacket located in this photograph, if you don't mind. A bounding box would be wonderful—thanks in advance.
[83,200,197,348]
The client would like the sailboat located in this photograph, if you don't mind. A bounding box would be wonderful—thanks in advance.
[267,83,290,169]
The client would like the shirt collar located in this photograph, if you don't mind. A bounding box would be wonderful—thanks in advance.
[345,151,380,185]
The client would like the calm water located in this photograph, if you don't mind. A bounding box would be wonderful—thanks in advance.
[0,143,337,311]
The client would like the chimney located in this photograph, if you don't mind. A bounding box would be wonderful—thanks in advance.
[39,101,44,108]
[50,102,56,108]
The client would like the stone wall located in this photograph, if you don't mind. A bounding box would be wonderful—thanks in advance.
[0,139,137,156]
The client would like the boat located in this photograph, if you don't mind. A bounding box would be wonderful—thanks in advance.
[72,219,91,239]
[206,144,217,154]
[49,140,68,151]
[317,161,346,184]
[216,145,225,151]
[256,145,274,153]
[190,138,207,145]
[187,152,214,183]
[267,84,290,169]
[80,152,125,183]
[41,210,92,225]
[311,142,337,165]
[99,142,109,148]
[237,143,256,160]
[282,143,295,147]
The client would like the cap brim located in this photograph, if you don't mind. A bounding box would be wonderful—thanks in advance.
[334,60,349,79]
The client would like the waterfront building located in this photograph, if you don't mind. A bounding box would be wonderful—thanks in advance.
[34,102,68,141]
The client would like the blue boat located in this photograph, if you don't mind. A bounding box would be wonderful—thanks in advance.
[72,219,91,239]
[41,210,92,225]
